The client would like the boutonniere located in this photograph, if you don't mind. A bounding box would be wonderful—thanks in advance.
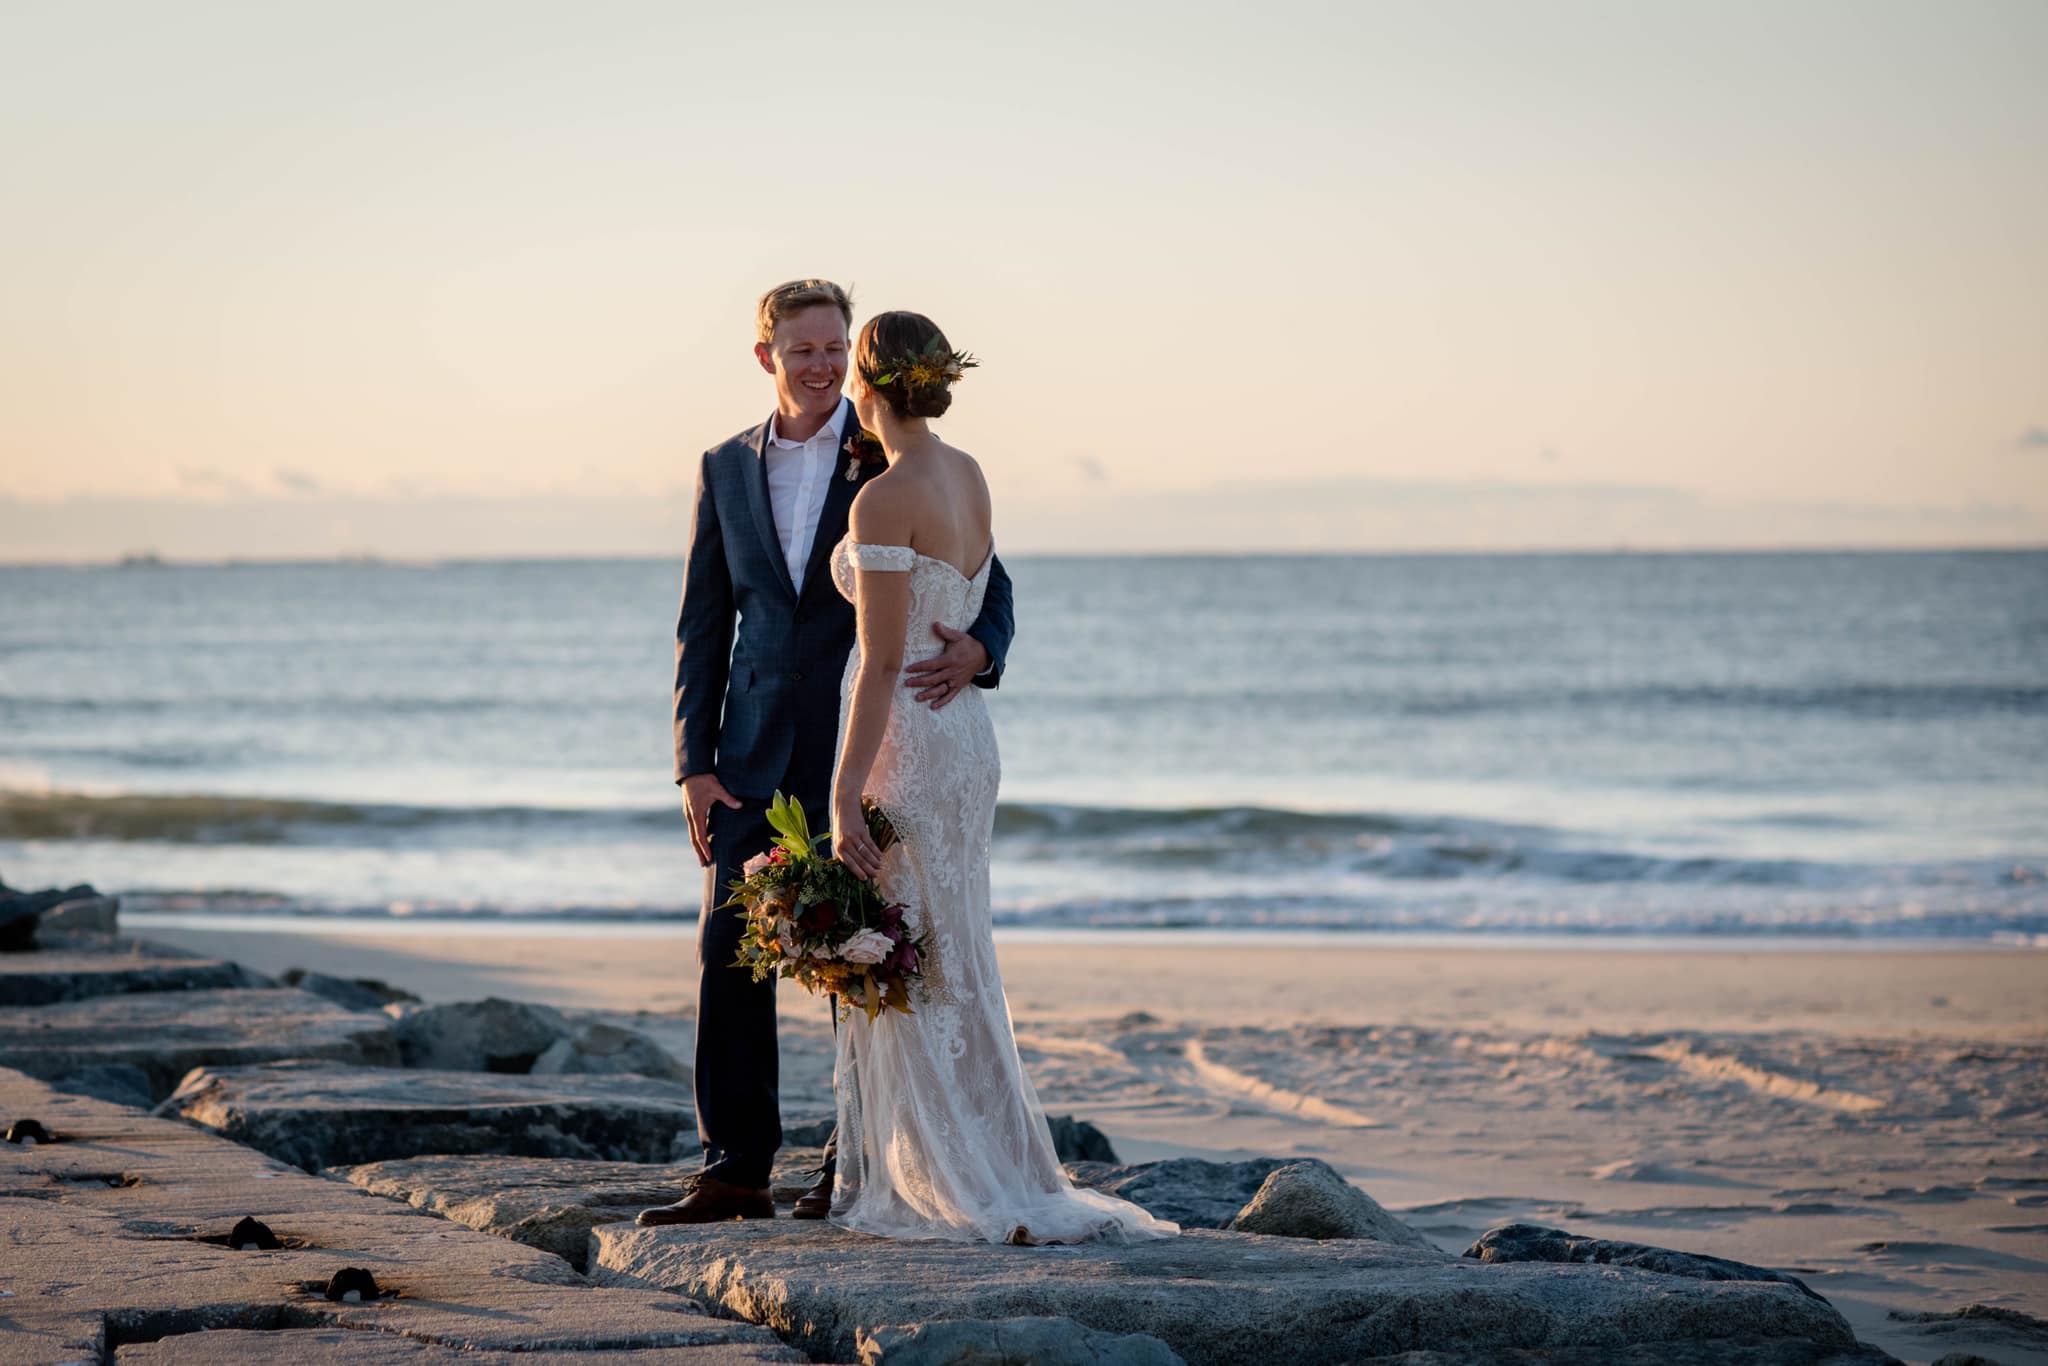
[842,429,884,482]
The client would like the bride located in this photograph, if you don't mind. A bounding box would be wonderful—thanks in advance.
[825,311,1177,1246]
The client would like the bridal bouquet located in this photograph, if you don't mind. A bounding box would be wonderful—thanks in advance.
[727,792,926,1022]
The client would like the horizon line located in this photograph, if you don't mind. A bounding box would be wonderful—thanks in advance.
[5,541,2046,570]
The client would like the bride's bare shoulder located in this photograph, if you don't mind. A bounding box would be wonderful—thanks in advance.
[946,445,993,519]
[849,471,919,544]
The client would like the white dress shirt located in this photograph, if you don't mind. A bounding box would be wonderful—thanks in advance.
[763,402,849,589]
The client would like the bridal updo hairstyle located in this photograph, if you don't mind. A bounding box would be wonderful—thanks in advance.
[856,311,961,420]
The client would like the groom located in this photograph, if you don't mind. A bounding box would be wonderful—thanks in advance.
[639,279,1016,1224]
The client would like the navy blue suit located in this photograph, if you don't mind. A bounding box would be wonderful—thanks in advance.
[672,397,1015,1186]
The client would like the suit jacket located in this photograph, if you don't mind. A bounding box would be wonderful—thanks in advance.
[673,397,1016,797]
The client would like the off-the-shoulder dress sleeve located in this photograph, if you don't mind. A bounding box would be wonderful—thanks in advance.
[853,543,918,572]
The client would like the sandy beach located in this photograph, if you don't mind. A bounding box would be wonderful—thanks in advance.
[136,921,2048,1365]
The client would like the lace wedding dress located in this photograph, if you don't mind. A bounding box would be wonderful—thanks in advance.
[828,536,1178,1245]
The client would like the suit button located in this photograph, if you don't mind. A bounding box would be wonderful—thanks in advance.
[796,611,809,624]
[791,671,805,681]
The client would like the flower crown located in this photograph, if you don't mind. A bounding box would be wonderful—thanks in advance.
[864,336,978,391]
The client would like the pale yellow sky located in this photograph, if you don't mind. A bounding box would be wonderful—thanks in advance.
[1,0,2044,557]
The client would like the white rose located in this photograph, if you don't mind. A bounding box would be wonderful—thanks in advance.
[838,929,894,965]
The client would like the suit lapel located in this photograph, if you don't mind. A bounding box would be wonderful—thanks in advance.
[743,417,798,599]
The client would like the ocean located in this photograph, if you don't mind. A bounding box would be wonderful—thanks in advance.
[3,549,2044,941]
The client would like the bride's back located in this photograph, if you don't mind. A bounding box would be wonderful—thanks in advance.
[888,444,993,580]
[848,309,993,580]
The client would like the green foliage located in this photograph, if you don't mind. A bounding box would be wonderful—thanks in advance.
[764,790,825,859]
[871,336,978,390]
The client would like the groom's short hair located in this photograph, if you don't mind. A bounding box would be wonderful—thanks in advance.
[757,279,854,343]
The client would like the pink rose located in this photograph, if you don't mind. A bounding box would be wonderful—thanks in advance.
[742,852,773,877]
[838,929,894,965]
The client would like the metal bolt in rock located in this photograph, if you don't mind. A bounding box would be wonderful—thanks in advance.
[230,1216,281,1251]
[324,1268,381,1303]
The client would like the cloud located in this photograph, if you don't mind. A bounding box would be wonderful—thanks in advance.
[174,465,249,494]
[273,468,323,494]
[1762,495,2032,528]
[2017,425,2048,450]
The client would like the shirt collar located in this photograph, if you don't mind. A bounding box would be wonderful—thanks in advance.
[766,400,849,450]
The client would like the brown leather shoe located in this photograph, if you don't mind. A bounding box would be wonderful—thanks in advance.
[791,1169,834,1220]
[636,1175,774,1226]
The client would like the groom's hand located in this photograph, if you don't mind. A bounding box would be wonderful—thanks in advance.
[682,773,743,867]
[904,624,990,710]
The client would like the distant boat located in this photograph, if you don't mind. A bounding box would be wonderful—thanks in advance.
[116,552,165,569]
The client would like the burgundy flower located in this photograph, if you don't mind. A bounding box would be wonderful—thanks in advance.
[797,900,838,936]
[842,429,885,481]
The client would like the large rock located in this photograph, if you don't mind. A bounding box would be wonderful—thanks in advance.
[0,878,99,950]
[1340,1345,1897,1364]
[169,1060,698,1170]
[0,1067,802,1362]
[591,1220,1868,1366]
[1063,1156,1330,1228]
[114,1330,801,1363]
[0,937,257,1006]
[116,1330,800,1363]
[1227,1160,1434,1247]
[40,892,121,935]
[334,1149,822,1270]
[394,997,572,1072]
[1466,1224,1826,1302]
[532,1018,689,1082]
[52,1061,156,1108]
[281,967,419,1013]
[1046,1114,1117,1164]
[783,1112,838,1145]
[858,1316,1184,1365]
[0,988,397,1098]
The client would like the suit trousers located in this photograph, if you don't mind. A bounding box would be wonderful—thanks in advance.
[694,790,840,1189]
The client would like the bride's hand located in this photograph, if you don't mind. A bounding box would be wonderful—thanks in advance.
[833,791,883,881]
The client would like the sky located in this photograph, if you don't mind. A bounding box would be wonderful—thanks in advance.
[1,0,2044,559]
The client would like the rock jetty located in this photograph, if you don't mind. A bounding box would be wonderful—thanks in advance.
[0,1069,800,1362]
[591,1220,1883,1366]
[0,912,1903,1364]
[166,1060,701,1170]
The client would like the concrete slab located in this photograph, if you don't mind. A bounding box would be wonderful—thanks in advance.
[333,1149,830,1269]
[168,1061,697,1170]
[591,1219,1870,1366]
[114,1328,802,1364]
[0,989,398,1098]
[0,1070,805,1363]
[0,937,255,1008]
